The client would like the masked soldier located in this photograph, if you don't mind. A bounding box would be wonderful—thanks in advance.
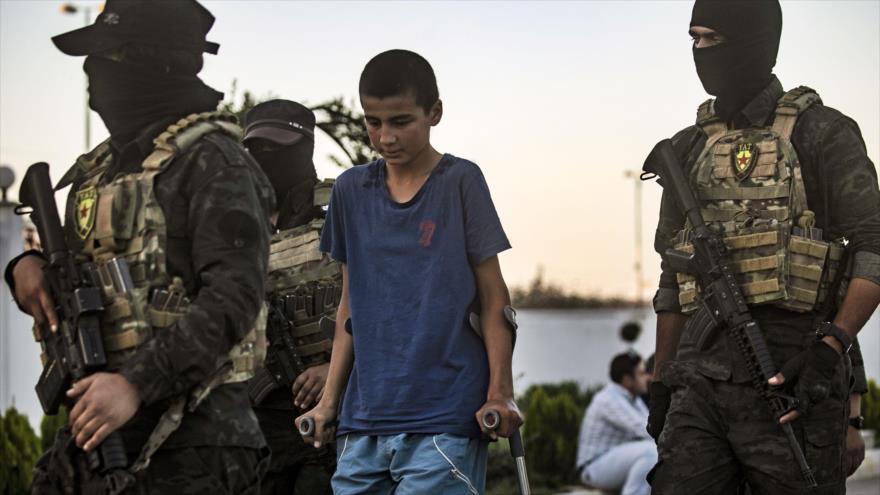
[4,0,273,493]
[243,100,338,495]
[646,1,880,494]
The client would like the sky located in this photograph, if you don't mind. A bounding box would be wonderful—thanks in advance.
[1,0,878,299]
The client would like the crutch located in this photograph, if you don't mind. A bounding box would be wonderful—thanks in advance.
[470,306,531,495]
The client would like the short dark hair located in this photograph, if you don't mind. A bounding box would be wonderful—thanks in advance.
[359,49,439,112]
[609,352,642,384]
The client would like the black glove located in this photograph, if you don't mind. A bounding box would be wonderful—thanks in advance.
[647,381,672,442]
[777,340,841,415]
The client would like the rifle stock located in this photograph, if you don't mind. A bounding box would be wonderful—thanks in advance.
[644,140,817,489]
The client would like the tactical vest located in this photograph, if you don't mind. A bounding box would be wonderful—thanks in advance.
[267,179,340,369]
[55,112,266,471]
[675,87,845,314]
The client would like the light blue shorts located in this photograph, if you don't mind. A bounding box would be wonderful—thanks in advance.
[332,433,489,495]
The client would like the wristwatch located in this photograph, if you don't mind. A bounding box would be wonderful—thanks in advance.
[816,322,853,353]
[849,416,865,430]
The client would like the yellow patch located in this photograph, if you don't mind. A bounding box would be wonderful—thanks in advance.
[75,186,97,239]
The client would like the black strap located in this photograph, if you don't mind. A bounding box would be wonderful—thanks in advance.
[246,118,315,138]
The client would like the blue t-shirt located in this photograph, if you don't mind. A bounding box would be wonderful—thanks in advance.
[320,153,511,438]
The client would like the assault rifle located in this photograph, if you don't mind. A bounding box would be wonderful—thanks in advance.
[249,303,304,403]
[249,300,336,404]
[643,140,816,489]
[17,162,127,473]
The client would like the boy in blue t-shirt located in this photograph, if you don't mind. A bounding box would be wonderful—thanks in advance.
[297,49,522,494]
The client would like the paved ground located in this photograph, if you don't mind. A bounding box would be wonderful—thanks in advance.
[557,447,880,494]
[560,477,880,495]
[847,476,880,495]
[559,470,879,495]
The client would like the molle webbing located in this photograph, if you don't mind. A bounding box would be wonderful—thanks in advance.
[263,183,341,378]
[676,87,841,314]
[66,112,266,474]
[81,112,251,361]
[696,99,728,147]
[698,184,790,201]
[313,179,334,207]
[771,86,822,140]
[712,140,779,174]
[700,208,789,223]
[269,226,323,272]
[268,219,341,292]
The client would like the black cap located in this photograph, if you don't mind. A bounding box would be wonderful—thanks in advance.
[52,0,220,56]
[243,99,316,147]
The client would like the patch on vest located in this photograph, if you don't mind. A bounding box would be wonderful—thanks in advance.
[733,143,759,180]
[75,185,97,239]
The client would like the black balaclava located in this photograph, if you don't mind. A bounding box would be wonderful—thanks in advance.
[691,0,782,121]
[84,54,223,141]
[250,140,318,211]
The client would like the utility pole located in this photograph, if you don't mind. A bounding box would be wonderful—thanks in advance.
[61,3,95,151]
[624,170,644,305]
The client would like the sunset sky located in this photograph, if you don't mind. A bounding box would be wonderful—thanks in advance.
[1,0,877,299]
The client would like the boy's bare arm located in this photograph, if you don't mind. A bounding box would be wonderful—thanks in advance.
[472,255,522,439]
[321,264,355,408]
[297,263,354,448]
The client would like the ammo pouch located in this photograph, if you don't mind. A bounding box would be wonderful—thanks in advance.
[675,226,845,313]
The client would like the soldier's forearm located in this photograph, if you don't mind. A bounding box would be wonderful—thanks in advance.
[834,277,880,338]
[654,311,688,380]
[850,393,862,418]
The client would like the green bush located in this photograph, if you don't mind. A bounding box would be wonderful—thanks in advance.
[519,381,598,415]
[40,407,68,452]
[522,387,583,488]
[863,379,880,436]
[486,439,518,495]
[487,381,599,492]
[0,407,41,494]
[485,381,602,492]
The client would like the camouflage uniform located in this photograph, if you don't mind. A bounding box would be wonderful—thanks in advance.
[650,77,880,494]
[28,114,274,494]
[251,179,337,495]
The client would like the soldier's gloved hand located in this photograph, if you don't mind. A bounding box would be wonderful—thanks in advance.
[646,381,672,442]
[769,340,841,423]
[296,402,337,449]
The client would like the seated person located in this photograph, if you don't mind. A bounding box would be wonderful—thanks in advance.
[576,352,655,495]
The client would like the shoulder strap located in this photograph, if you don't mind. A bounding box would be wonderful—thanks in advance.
[696,99,728,148]
[313,178,335,207]
[771,86,822,140]
[142,112,241,171]
[55,139,113,191]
